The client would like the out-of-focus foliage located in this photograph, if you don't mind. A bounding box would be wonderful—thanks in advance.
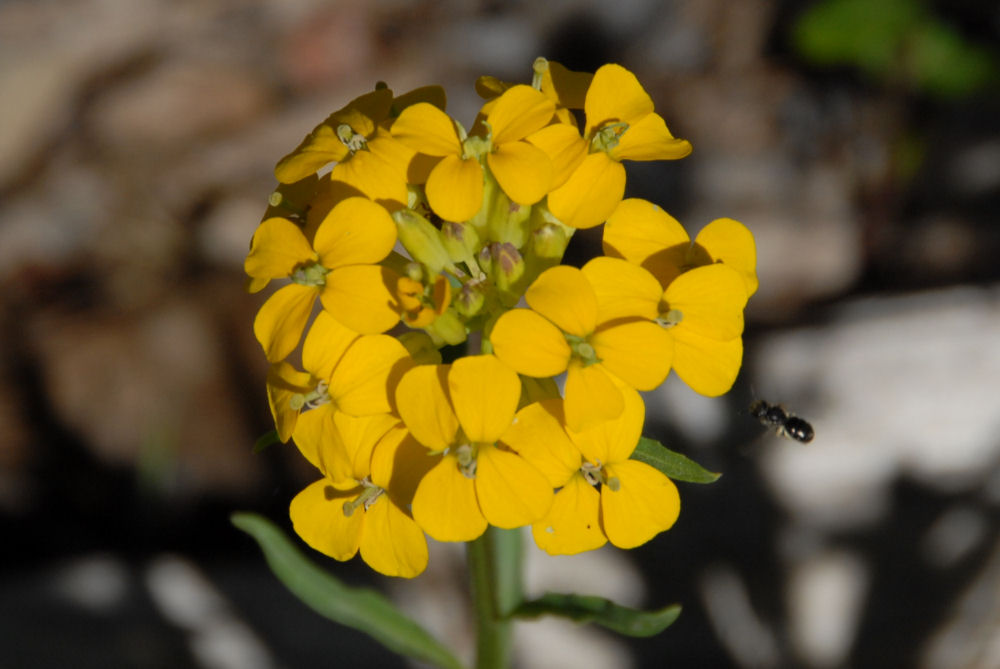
[792,0,1000,98]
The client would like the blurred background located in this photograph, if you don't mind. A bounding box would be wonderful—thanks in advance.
[1,0,999,667]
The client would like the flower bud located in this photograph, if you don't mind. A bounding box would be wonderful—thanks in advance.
[454,280,487,318]
[393,209,455,275]
[397,331,442,365]
[531,222,570,261]
[425,309,467,346]
[441,221,481,266]
[489,242,525,292]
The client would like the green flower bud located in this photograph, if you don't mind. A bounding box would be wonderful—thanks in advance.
[489,242,525,292]
[425,309,467,346]
[441,221,481,266]
[393,209,455,275]
[489,197,532,249]
[397,331,442,365]
[531,222,569,261]
[454,280,487,318]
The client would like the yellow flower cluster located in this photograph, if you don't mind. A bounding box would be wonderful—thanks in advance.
[245,59,757,577]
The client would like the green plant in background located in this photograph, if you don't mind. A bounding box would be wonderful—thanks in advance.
[792,0,1000,98]
[235,58,757,668]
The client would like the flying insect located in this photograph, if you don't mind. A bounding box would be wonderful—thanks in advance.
[749,400,814,443]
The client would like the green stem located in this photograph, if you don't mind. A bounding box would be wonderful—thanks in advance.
[467,526,523,669]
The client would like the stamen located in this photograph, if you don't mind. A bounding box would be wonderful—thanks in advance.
[341,480,384,517]
[581,461,603,487]
[290,262,329,287]
[336,124,368,154]
[456,443,478,479]
[566,334,601,366]
[291,380,331,412]
[656,309,683,329]
[590,122,628,153]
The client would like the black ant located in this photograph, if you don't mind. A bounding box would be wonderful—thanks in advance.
[749,400,814,443]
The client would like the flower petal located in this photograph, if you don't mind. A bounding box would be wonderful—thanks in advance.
[546,153,625,229]
[692,218,758,297]
[672,332,743,397]
[291,404,341,474]
[330,131,411,206]
[321,265,400,334]
[591,320,673,391]
[603,198,689,288]
[253,283,318,362]
[290,479,363,561]
[600,460,680,549]
[302,311,360,380]
[540,61,593,110]
[490,308,571,377]
[331,334,412,417]
[266,362,314,442]
[476,445,553,528]
[526,123,587,190]
[245,218,317,279]
[565,381,644,465]
[581,256,661,322]
[488,85,555,144]
[313,197,397,268]
[448,355,520,443]
[525,265,597,337]
[396,364,458,451]
[584,64,654,133]
[370,425,435,506]
[358,495,428,578]
[412,455,488,542]
[531,474,606,555]
[487,141,552,206]
[501,399,580,487]
[274,124,348,184]
[611,113,691,162]
[665,263,748,341]
[332,412,398,480]
[390,102,462,156]
[426,154,484,222]
[563,361,624,432]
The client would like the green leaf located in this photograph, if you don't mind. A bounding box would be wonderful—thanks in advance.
[252,430,280,454]
[513,593,681,637]
[631,437,720,483]
[231,512,465,669]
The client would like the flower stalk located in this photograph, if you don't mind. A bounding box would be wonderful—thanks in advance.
[467,525,522,669]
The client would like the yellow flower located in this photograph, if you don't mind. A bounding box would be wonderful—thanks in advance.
[476,58,593,126]
[531,386,680,555]
[391,85,555,222]
[287,312,413,469]
[265,361,316,443]
[290,413,431,578]
[244,197,401,361]
[274,86,445,207]
[489,265,673,431]
[544,64,692,229]
[395,355,555,542]
[581,254,748,397]
[603,197,758,296]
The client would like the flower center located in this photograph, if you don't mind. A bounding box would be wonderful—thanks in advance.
[336,124,368,155]
[289,380,331,411]
[580,461,620,491]
[590,122,628,154]
[462,134,491,161]
[290,261,329,287]
[655,308,683,329]
[342,478,384,516]
[454,442,478,479]
[566,334,601,366]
